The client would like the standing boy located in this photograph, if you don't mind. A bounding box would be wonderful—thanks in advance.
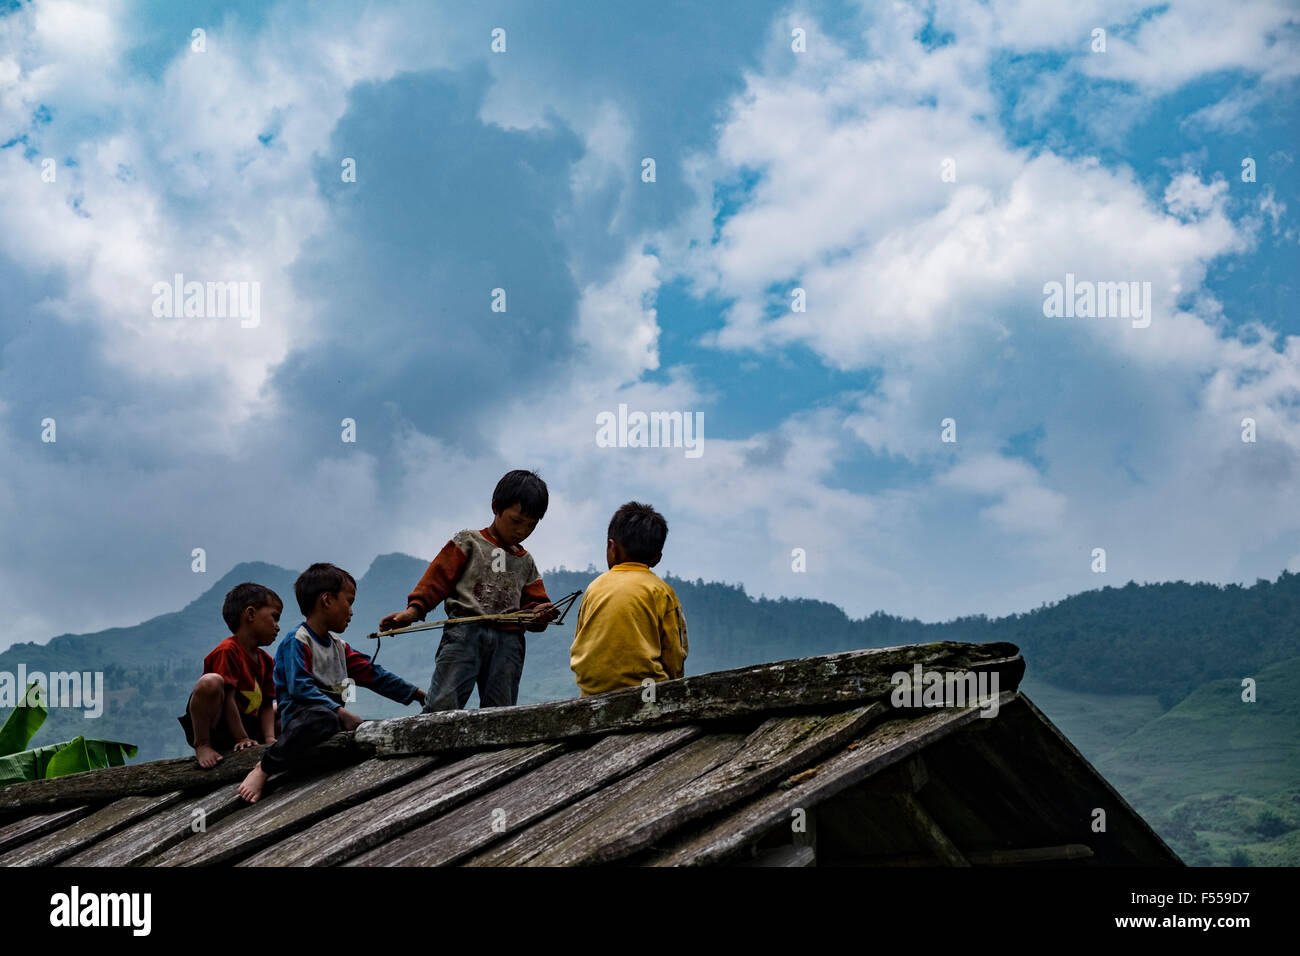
[179,582,281,769]
[238,563,425,803]
[378,469,558,711]
[570,502,688,696]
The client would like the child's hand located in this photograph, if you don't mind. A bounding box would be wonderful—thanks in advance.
[524,603,558,631]
[413,689,427,706]
[379,607,420,632]
[336,708,364,732]
[232,737,258,752]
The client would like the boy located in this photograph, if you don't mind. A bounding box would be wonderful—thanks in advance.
[238,563,426,803]
[378,469,558,711]
[570,502,688,696]
[179,582,281,769]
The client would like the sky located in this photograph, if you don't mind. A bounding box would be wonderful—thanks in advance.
[0,0,1297,649]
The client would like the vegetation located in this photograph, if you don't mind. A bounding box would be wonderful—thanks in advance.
[0,682,137,787]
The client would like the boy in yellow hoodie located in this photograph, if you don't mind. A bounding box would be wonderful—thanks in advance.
[570,501,688,696]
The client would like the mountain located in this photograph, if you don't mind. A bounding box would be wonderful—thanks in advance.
[986,576,1300,707]
[1093,657,1300,866]
[1020,658,1300,866]
[3,557,1299,864]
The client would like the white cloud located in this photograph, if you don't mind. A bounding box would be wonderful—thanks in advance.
[1076,0,1300,92]
[648,1,1300,615]
[1181,85,1269,134]
[0,0,468,433]
[2,0,1298,650]
[929,0,1300,92]
[574,248,662,386]
[937,454,1067,536]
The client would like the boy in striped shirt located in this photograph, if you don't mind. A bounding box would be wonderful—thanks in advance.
[238,563,425,803]
[379,470,558,710]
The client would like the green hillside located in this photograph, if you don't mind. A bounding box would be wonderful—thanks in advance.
[2,557,1298,865]
[1094,657,1300,866]
[987,575,1300,707]
[1019,662,1300,866]
[1017,675,1165,762]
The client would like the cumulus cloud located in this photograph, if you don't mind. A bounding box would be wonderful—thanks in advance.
[0,0,1296,649]
[653,0,1300,613]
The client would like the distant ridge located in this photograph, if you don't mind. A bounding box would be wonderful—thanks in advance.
[0,558,1297,762]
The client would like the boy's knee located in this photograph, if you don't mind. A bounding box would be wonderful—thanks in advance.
[193,673,225,700]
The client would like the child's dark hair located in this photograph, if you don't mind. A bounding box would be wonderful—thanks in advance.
[492,469,549,519]
[222,582,283,633]
[608,502,668,564]
[294,563,357,615]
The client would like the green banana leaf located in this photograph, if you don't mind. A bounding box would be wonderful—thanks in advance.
[0,738,78,787]
[0,682,47,756]
[0,682,137,787]
[44,735,137,778]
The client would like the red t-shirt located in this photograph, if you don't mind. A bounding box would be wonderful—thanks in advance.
[204,637,276,728]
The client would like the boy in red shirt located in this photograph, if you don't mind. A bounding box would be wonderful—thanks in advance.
[178,582,281,768]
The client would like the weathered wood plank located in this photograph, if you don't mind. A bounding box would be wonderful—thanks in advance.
[890,792,969,865]
[154,755,436,866]
[467,706,881,866]
[0,791,186,866]
[0,805,95,855]
[60,787,251,866]
[465,732,748,866]
[357,643,1023,757]
[646,694,1013,866]
[866,751,1005,853]
[0,733,360,812]
[347,726,702,866]
[242,743,566,867]
[0,646,1020,815]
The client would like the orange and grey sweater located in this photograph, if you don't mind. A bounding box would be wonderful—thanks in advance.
[406,526,550,631]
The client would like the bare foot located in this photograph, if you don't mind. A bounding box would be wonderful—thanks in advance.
[195,744,223,769]
[238,763,268,803]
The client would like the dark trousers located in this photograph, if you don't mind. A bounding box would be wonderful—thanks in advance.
[259,704,340,775]
[424,622,526,711]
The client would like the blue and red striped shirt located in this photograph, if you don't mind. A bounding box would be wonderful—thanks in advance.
[273,622,420,727]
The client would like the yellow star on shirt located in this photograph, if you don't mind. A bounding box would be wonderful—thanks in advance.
[239,683,262,715]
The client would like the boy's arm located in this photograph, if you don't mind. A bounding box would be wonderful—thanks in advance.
[343,645,422,705]
[521,574,553,632]
[405,539,469,620]
[659,594,688,681]
[282,637,343,711]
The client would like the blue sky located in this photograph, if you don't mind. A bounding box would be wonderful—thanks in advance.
[0,0,1297,648]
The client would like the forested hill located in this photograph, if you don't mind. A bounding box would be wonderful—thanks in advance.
[2,555,1297,761]
[612,568,1300,708]
[981,574,1300,706]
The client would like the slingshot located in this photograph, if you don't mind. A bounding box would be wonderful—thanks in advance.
[365,590,583,665]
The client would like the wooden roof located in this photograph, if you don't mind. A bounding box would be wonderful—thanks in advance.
[0,642,1181,866]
